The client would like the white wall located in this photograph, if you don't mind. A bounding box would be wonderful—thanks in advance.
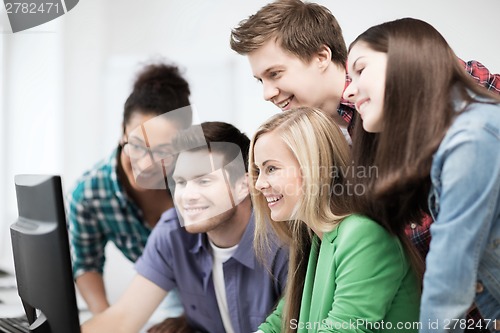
[1,0,499,297]
[60,0,500,188]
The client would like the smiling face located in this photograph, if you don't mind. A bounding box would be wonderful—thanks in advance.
[121,112,180,191]
[253,131,303,222]
[248,40,345,117]
[343,41,387,133]
[172,150,242,233]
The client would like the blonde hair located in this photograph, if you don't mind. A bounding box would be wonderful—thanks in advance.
[249,107,352,332]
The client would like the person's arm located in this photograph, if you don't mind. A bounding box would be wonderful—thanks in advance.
[67,185,109,314]
[419,122,500,333]
[81,275,167,333]
[76,271,109,314]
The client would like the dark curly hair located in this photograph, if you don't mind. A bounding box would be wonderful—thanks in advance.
[122,62,192,132]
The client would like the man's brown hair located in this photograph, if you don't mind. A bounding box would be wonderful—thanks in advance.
[230,0,347,66]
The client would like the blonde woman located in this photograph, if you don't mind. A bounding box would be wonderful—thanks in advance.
[249,107,420,333]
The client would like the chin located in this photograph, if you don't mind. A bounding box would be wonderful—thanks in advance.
[134,171,167,190]
[184,223,208,234]
[180,211,209,229]
[183,209,235,233]
[270,212,287,222]
[363,124,382,134]
[362,122,376,133]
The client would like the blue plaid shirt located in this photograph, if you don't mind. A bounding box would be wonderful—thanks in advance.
[67,148,152,278]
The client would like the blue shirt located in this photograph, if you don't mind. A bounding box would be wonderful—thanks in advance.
[67,148,151,277]
[135,208,288,333]
[420,99,500,332]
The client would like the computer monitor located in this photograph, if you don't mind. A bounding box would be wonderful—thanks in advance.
[10,174,80,333]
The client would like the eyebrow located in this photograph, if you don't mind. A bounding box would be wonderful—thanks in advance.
[128,135,145,144]
[351,56,365,71]
[173,173,216,181]
[255,160,276,167]
[254,66,282,80]
[154,143,173,149]
[128,138,172,149]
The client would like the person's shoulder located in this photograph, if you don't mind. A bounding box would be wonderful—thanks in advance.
[150,209,194,244]
[148,215,203,260]
[441,100,500,151]
[333,215,407,265]
[454,100,500,129]
[68,150,118,201]
[336,214,389,237]
[155,209,182,231]
[332,214,401,248]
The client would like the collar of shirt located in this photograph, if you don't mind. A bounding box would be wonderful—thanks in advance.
[187,212,256,270]
[159,206,178,222]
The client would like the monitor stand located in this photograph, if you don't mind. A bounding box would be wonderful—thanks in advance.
[23,300,51,333]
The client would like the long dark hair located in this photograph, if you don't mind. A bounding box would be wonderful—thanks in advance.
[350,18,500,272]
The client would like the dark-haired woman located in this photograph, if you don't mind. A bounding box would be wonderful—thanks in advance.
[344,18,500,333]
[67,62,191,316]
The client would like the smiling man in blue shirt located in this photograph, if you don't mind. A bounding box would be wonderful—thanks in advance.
[81,121,288,333]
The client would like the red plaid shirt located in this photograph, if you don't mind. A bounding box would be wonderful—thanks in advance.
[340,60,500,331]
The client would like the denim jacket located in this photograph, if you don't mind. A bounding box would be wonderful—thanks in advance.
[420,99,500,333]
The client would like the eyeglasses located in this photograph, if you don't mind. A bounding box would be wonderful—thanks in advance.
[122,141,175,161]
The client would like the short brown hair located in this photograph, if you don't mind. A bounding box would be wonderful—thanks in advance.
[230,0,347,66]
[172,122,250,185]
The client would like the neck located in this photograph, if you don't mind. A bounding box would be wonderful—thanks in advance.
[301,218,323,240]
[207,197,252,248]
[321,62,348,127]
[311,226,323,240]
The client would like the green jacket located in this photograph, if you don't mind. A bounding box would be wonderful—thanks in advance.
[259,214,420,333]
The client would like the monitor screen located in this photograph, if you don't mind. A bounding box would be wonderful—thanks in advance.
[10,174,80,333]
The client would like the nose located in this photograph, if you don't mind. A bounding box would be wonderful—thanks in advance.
[343,81,357,102]
[262,81,279,102]
[254,174,269,192]
[134,154,154,173]
[181,181,201,201]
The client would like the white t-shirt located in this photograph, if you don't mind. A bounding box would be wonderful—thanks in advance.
[209,240,238,333]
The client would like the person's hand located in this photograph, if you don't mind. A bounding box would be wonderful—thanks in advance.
[147,316,194,333]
